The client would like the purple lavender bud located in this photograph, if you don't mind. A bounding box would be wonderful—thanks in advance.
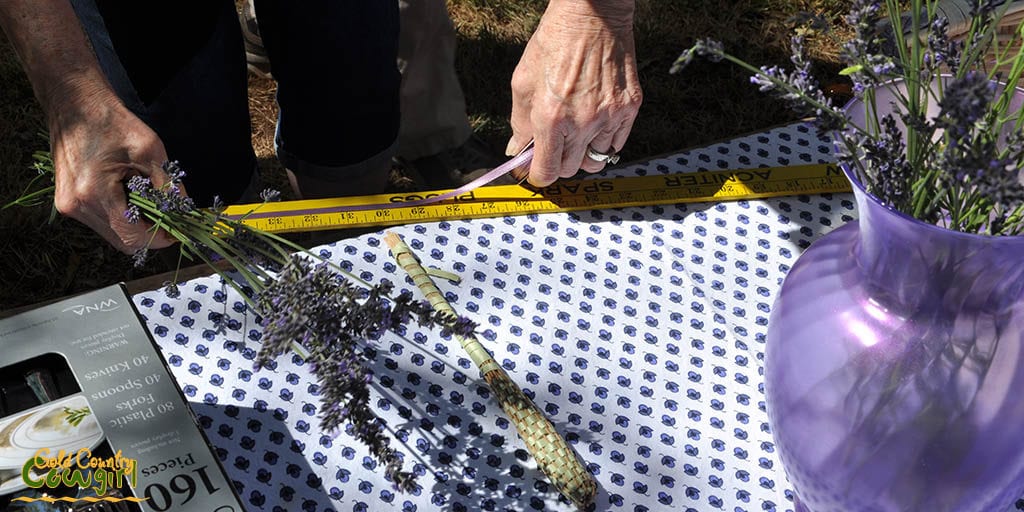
[259,188,281,202]
[969,0,998,18]
[132,248,148,268]
[211,195,225,213]
[163,282,181,299]
[671,39,724,73]
[126,175,151,194]
[695,38,724,62]
[845,0,881,28]
[871,61,896,75]
[751,67,782,92]
[926,17,962,73]
[161,160,186,182]
[124,205,141,224]
[451,316,477,338]
[669,48,696,74]
[936,71,995,137]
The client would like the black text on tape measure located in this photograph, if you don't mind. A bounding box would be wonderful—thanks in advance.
[223,163,850,233]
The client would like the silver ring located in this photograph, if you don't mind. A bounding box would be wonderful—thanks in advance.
[586,146,620,165]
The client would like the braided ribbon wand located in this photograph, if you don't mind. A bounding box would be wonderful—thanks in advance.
[384,232,597,509]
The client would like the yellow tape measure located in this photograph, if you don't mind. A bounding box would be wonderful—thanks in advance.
[223,163,851,234]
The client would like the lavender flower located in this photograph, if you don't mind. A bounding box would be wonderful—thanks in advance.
[842,0,898,91]
[124,204,141,224]
[162,160,186,182]
[132,248,148,268]
[677,34,843,136]
[695,38,724,62]
[126,175,150,195]
[750,36,844,134]
[211,195,226,214]
[750,66,784,93]
[669,49,695,74]
[935,71,996,141]
[256,256,472,363]
[845,0,882,34]
[163,281,181,299]
[670,38,724,74]
[839,114,915,210]
[960,0,1002,68]
[969,0,999,18]
[259,188,281,202]
[254,255,477,487]
[973,133,1024,215]
[925,71,1024,232]
[933,72,998,187]
[925,17,962,73]
[439,314,478,339]
[128,167,195,215]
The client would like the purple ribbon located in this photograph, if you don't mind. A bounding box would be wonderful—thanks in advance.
[237,148,534,220]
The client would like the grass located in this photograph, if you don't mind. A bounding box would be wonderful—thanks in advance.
[0,0,851,312]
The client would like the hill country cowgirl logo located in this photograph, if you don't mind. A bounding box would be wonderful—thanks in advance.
[12,448,147,505]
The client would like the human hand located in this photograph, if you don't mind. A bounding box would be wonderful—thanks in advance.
[507,0,642,187]
[48,85,178,254]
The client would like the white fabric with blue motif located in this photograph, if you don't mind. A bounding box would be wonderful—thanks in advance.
[133,123,863,512]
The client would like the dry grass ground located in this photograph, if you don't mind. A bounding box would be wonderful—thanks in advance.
[0,0,851,311]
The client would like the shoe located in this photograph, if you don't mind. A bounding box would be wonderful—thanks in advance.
[387,166,427,193]
[400,134,508,189]
[239,0,272,79]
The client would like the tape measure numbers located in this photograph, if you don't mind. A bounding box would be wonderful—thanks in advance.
[223,163,851,234]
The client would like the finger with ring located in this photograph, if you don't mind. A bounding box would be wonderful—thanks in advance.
[586,146,620,165]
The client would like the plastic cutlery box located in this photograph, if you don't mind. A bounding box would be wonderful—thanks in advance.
[0,284,244,511]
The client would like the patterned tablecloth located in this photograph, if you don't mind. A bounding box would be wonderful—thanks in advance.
[131,122,857,512]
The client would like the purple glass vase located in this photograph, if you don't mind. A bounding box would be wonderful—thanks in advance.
[765,102,1024,510]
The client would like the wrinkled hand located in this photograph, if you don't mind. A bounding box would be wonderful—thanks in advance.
[49,85,177,254]
[507,0,642,187]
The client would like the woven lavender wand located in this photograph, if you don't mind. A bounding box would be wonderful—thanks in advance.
[384,231,597,509]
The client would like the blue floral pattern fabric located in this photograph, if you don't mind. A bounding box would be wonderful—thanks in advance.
[132,123,861,512]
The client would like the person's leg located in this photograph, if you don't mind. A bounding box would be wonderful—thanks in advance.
[394,0,503,188]
[71,0,259,206]
[254,0,400,199]
[395,0,471,160]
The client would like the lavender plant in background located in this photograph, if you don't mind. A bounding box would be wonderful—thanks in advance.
[673,0,1024,235]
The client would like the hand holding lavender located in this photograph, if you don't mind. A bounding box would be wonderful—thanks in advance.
[11,158,478,490]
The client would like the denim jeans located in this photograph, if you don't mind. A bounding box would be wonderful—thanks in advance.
[71,0,400,205]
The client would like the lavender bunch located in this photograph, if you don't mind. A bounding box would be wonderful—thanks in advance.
[673,0,1024,235]
[254,255,472,490]
[10,160,478,489]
